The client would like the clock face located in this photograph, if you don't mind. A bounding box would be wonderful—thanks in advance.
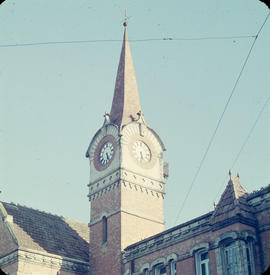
[99,142,114,165]
[93,135,116,171]
[132,141,151,163]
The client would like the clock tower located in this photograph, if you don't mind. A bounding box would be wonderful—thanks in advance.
[86,23,166,275]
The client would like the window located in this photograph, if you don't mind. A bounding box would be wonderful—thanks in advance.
[245,240,255,275]
[154,264,167,275]
[169,259,177,275]
[196,251,210,275]
[143,268,150,275]
[246,247,252,275]
[224,243,238,275]
[131,260,135,273]
[215,232,256,275]
[102,216,107,243]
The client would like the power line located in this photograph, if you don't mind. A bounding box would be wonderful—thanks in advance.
[211,93,270,208]
[0,35,255,48]
[174,12,270,225]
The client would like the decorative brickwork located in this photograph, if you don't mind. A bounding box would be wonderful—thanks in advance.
[122,183,270,275]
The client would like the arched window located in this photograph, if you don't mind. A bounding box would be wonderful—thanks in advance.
[102,216,107,243]
[154,264,166,275]
[142,268,150,275]
[196,250,210,275]
[169,259,177,275]
[224,242,238,275]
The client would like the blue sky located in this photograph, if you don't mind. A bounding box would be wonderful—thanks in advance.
[0,0,269,229]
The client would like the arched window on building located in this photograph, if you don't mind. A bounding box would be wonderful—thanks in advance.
[142,268,150,275]
[195,250,210,275]
[245,236,255,275]
[102,216,107,243]
[169,259,177,275]
[214,231,256,275]
[224,242,238,275]
[154,263,167,275]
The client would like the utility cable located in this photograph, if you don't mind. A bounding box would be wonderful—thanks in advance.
[211,93,270,209]
[174,12,270,225]
[0,35,255,48]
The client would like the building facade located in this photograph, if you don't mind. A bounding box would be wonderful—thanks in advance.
[0,24,269,275]
[85,24,270,275]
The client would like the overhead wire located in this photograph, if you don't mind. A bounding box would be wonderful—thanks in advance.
[173,12,270,226]
[210,93,270,210]
[0,35,255,48]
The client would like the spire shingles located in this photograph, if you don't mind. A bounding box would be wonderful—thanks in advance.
[110,27,142,128]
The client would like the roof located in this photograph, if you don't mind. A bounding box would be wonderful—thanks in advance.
[0,202,89,262]
[109,26,142,128]
[211,173,255,224]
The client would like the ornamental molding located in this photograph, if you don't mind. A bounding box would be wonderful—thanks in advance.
[86,123,119,159]
[0,249,89,273]
[190,242,210,255]
[211,215,257,231]
[139,263,150,273]
[88,169,165,201]
[166,253,178,263]
[122,214,259,263]
[150,257,166,269]
[259,223,270,232]
[0,249,18,269]
[123,215,211,263]
[213,230,240,247]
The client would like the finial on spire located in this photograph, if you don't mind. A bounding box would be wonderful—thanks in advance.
[229,169,233,180]
[121,9,129,27]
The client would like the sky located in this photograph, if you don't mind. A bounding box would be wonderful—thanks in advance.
[0,0,269,230]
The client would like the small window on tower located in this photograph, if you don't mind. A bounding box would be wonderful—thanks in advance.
[102,216,107,243]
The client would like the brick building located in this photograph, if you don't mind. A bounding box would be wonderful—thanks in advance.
[1,24,270,275]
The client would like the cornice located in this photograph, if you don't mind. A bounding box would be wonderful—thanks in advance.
[0,249,18,269]
[122,213,263,263]
[88,169,165,201]
[123,216,211,262]
[259,223,270,233]
[0,249,89,272]
[211,215,257,231]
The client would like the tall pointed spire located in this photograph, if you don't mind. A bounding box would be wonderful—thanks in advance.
[110,22,142,128]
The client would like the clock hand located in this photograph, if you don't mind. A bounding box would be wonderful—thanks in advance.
[140,151,144,161]
[106,152,109,160]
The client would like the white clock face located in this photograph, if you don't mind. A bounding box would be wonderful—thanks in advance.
[99,142,114,165]
[132,141,151,163]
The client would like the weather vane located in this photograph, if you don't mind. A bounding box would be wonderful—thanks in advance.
[121,9,131,27]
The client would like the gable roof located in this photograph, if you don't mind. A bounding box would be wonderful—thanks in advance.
[0,202,89,262]
[211,172,255,224]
